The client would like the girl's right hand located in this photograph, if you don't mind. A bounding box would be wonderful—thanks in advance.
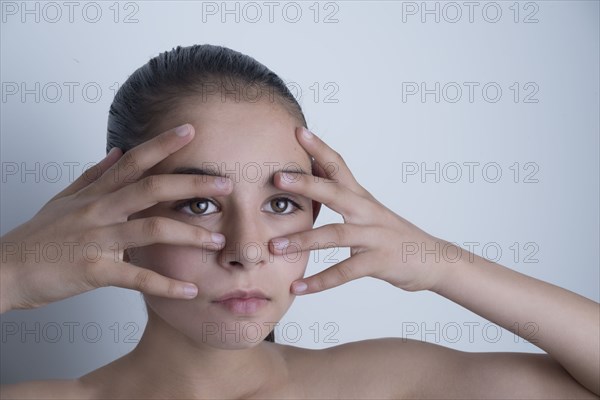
[0,124,231,313]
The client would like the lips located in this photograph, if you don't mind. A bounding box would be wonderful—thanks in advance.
[212,289,270,302]
[212,289,271,315]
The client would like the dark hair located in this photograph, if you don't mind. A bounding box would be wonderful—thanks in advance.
[107,44,310,344]
[106,44,307,155]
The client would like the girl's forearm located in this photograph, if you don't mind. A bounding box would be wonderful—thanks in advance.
[431,248,600,395]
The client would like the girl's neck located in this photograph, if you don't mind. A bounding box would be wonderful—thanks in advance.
[116,307,287,399]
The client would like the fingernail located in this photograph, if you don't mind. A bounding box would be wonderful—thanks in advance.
[281,172,299,184]
[282,172,293,182]
[301,127,313,140]
[175,124,191,137]
[272,238,289,250]
[292,281,307,294]
[212,233,225,244]
[183,284,198,298]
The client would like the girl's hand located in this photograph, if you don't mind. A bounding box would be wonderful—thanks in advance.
[0,124,232,313]
[269,127,459,295]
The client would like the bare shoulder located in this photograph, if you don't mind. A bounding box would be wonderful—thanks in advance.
[0,354,124,399]
[295,337,598,399]
[304,337,457,398]
[0,379,93,400]
[273,337,437,398]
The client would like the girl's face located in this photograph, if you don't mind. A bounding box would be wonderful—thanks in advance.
[128,96,315,349]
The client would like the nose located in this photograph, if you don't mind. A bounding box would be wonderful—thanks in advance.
[217,212,269,270]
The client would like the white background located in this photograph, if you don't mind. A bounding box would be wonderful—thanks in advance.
[1,0,598,383]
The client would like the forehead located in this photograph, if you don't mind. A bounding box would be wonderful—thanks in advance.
[149,97,310,177]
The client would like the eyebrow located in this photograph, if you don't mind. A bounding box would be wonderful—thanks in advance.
[170,166,310,188]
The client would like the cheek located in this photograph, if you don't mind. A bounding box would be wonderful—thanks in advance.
[128,244,209,283]
[269,253,310,322]
[282,247,309,273]
[280,218,313,275]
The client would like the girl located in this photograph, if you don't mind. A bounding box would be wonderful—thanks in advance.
[1,44,598,399]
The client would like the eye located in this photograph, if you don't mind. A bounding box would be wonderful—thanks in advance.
[175,198,219,216]
[264,197,303,215]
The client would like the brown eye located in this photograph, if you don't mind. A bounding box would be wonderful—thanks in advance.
[177,198,218,216]
[265,197,303,215]
[190,199,210,214]
[270,198,289,213]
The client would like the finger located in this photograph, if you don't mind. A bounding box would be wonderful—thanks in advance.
[101,217,226,252]
[99,174,232,220]
[290,253,369,295]
[269,223,372,255]
[296,127,365,194]
[48,147,123,202]
[87,124,195,195]
[93,262,199,299]
[275,171,375,221]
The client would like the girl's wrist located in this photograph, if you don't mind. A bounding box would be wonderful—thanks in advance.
[428,240,478,295]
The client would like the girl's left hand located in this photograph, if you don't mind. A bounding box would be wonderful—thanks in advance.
[269,127,460,295]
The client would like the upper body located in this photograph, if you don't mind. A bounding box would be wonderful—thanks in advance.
[1,44,598,399]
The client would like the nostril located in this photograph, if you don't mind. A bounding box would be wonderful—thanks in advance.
[217,239,267,267]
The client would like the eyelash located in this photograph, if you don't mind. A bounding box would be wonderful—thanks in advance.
[173,196,304,218]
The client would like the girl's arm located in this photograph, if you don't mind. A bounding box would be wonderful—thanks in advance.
[432,247,600,395]
[270,127,599,397]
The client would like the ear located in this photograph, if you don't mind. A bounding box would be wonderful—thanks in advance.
[312,200,322,224]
